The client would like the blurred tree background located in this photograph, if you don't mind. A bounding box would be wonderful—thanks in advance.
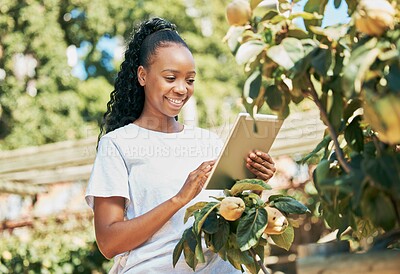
[0,0,244,150]
[0,0,244,272]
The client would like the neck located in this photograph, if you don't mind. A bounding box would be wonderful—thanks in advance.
[133,116,182,133]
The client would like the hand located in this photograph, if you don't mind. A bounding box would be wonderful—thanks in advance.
[174,160,215,207]
[246,150,276,181]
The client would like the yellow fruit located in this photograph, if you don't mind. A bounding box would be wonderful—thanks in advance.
[219,197,246,221]
[226,0,252,26]
[363,94,400,144]
[355,0,395,36]
[264,206,288,235]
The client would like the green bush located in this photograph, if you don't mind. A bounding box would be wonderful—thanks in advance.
[0,215,111,273]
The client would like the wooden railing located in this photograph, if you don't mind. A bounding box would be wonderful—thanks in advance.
[0,109,325,195]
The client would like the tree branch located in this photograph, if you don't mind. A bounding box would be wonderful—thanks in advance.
[303,76,352,174]
[249,248,270,274]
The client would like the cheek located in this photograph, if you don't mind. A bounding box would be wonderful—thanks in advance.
[187,85,195,97]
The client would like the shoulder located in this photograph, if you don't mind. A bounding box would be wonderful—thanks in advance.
[98,124,140,149]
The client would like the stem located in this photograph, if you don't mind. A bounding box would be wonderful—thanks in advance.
[303,76,352,174]
[249,248,270,274]
[371,134,383,157]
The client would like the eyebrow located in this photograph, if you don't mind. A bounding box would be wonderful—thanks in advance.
[161,69,196,75]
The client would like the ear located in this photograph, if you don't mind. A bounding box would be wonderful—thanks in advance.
[137,66,146,86]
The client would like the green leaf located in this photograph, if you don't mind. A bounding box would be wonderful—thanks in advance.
[230,178,272,196]
[287,28,309,39]
[387,63,400,92]
[313,159,330,185]
[202,211,219,234]
[270,14,288,24]
[172,229,187,267]
[247,192,265,206]
[218,245,227,261]
[244,261,259,274]
[236,40,266,65]
[270,225,294,251]
[193,202,220,234]
[299,135,331,164]
[344,115,364,153]
[349,169,367,210]
[343,98,362,122]
[244,245,263,274]
[236,207,268,251]
[318,174,355,195]
[361,187,396,231]
[328,90,344,132]
[265,84,283,111]
[309,25,349,41]
[184,202,208,223]
[183,239,198,271]
[195,232,205,263]
[250,0,263,10]
[211,218,230,252]
[342,38,379,96]
[267,38,304,71]
[260,10,280,22]
[304,0,328,29]
[268,195,310,214]
[226,26,246,53]
[254,243,265,262]
[243,69,262,101]
[226,248,254,266]
[362,153,400,193]
[185,228,198,252]
[311,48,332,77]
[288,11,323,21]
[283,38,304,65]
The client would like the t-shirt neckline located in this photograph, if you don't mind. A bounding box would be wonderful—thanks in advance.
[127,122,186,136]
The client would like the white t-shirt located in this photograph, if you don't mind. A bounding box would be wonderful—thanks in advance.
[85,123,241,274]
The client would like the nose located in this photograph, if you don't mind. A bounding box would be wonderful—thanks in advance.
[174,80,187,95]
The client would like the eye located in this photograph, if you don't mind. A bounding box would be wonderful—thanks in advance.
[165,76,175,82]
[187,78,195,85]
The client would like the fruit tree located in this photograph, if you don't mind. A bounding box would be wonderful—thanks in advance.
[224,0,400,244]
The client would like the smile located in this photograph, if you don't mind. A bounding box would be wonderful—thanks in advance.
[166,97,185,105]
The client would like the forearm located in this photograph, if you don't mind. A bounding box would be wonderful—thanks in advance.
[94,196,184,259]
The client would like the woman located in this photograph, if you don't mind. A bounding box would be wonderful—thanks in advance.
[85,17,276,273]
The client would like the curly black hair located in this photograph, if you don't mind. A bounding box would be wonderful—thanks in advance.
[98,17,189,142]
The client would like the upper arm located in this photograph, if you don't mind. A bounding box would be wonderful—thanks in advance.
[93,196,125,238]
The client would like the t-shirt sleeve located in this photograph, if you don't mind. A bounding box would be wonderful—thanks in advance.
[85,136,130,210]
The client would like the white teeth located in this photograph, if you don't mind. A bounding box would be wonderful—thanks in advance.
[167,97,183,104]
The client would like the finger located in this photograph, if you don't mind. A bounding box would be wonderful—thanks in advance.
[247,160,276,176]
[246,163,274,181]
[249,161,276,175]
[198,160,215,170]
[193,166,212,182]
[253,151,275,165]
[246,154,274,170]
[202,164,213,172]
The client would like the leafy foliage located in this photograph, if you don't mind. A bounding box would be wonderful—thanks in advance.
[223,0,400,243]
[173,179,309,273]
[0,0,244,149]
[0,215,111,273]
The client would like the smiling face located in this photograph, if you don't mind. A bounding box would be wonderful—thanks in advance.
[137,43,196,123]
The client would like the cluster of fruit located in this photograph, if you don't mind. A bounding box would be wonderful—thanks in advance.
[219,196,288,235]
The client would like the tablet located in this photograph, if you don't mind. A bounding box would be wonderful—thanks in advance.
[204,113,283,189]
